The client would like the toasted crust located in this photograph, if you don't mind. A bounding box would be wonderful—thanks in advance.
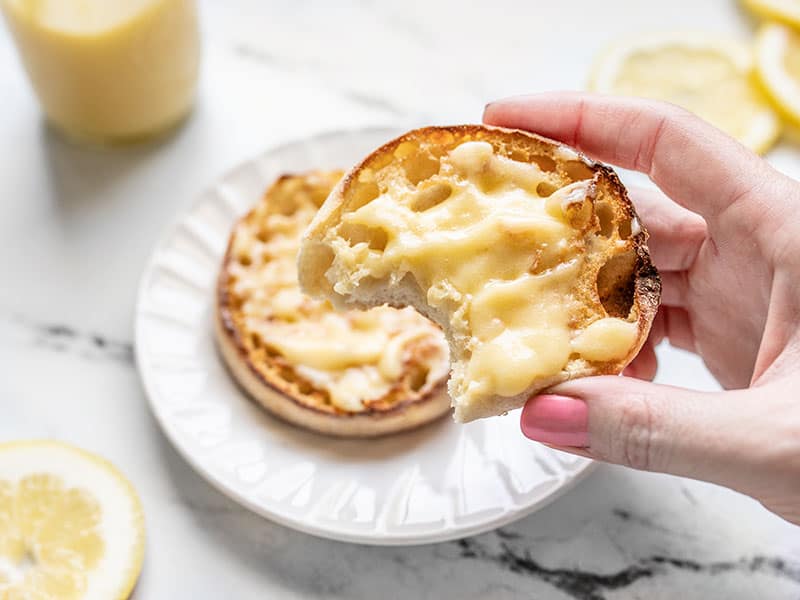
[216,171,451,437]
[298,125,661,422]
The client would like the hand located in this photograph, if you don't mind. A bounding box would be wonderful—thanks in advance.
[484,92,800,525]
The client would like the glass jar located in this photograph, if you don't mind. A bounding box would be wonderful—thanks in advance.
[1,0,200,145]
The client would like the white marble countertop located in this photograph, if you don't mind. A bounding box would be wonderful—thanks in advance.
[1,1,799,598]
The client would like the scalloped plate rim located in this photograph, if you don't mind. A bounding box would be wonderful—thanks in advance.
[133,126,596,546]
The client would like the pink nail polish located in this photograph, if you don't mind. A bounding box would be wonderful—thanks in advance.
[520,394,589,447]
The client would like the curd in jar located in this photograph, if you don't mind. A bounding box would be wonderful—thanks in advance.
[2,0,200,144]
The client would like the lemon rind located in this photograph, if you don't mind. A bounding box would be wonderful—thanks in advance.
[742,0,800,29]
[0,440,145,600]
[588,31,781,154]
[755,23,800,129]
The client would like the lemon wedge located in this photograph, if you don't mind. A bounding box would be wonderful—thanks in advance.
[742,0,800,28]
[755,22,800,127]
[0,441,145,600]
[589,33,781,154]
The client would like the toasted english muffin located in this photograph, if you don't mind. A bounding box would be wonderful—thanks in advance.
[216,170,451,437]
[298,126,661,423]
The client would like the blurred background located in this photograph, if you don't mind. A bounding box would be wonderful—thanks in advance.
[2,1,800,599]
[1,0,798,342]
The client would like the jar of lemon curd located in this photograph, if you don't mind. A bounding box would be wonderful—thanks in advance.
[1,0,200,145]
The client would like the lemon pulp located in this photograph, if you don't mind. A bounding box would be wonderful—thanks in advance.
[590,34,781,154]
[0,441,144,600]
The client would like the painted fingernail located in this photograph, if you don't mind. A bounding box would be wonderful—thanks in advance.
[520,394,589,447]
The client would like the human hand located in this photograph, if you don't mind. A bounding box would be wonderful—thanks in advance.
[484,92,800,525]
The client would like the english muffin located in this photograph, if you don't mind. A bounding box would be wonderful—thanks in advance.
[298,126,661,422]
[216,170,450,437]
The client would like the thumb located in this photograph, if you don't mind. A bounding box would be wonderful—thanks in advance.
[520,376,742,484]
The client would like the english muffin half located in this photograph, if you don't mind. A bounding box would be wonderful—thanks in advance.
[216,170,451,437]
[298,126,661,423]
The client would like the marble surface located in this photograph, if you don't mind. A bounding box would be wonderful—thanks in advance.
[1,0,799,598]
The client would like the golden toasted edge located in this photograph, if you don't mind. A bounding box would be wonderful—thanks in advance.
[215,172,451,438]
[298,126,662,422]
[215,303,451,437]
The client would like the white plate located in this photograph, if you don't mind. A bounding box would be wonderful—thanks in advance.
[134,128,594,545]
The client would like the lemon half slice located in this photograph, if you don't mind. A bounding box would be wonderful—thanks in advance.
[755,22,800,127]
[742,0,800,29]
[0,441,145,600]
[589,33,781,154]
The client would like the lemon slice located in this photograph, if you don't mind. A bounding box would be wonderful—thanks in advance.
[589,33,781,154]
[742,0,800,28]
[0,441,145,600]
[755,22,800,127]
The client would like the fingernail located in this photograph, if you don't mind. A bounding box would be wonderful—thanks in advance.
[520,394,589,447]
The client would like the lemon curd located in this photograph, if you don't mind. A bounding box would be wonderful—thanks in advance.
[2,0,200,144]
[332,141,639,405]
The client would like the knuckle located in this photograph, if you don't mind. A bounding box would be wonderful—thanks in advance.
[614,393,658,471]
[658,101,694,123]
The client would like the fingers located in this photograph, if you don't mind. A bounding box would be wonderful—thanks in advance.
[520,377,737,483]
[622,187,699,347]
[663,307,695,352]
[623,340,658,381]
[637,307,695,354]
[620,306,696,381]
[660,271,691,307]
[484,92,769,224]
[525,380,800,525]
[627,186,707,272]
[647,309,666,347]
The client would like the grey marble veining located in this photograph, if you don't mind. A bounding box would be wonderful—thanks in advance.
[4,314,134,364]
[1,1,800,598]
[158,432,800,599]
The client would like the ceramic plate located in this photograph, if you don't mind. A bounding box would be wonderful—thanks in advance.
[134,128,594,545]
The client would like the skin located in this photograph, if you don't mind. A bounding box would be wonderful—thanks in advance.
[484,92,800,526]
